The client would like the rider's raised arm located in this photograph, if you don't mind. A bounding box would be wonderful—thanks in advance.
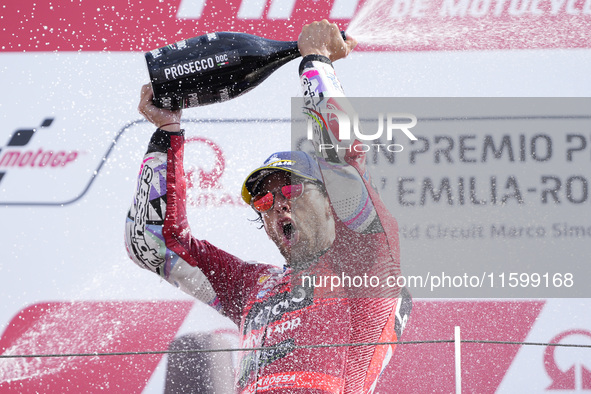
[298,23,386,235]
[124,84,273,326]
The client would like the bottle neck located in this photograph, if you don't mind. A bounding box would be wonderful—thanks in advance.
[279,41,301,59]
[256,37,301,61]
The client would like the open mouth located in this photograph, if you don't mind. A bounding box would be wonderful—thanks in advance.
[279,220,297,244]
[282,222,294,239]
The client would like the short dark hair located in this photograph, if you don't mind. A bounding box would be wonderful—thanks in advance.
[250,213,265,230]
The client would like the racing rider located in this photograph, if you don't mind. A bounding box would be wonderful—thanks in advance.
[126,20,412,393]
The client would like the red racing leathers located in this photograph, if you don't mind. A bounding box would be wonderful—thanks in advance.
[125,56,412,393]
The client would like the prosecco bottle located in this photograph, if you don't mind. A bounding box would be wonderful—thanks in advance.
[145,31,345,110]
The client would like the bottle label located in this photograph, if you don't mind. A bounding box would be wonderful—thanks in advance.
[184,93,200,108]
[149,48,163,59]
[152,50,241,84]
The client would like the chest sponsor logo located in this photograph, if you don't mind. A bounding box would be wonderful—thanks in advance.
[266,317,301,339]
[244,285,312,334]
[256,371,297,390]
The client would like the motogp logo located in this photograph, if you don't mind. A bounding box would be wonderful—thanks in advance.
[0,118,79,185]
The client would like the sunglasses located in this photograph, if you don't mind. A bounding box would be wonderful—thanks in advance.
[252,183,305,212]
